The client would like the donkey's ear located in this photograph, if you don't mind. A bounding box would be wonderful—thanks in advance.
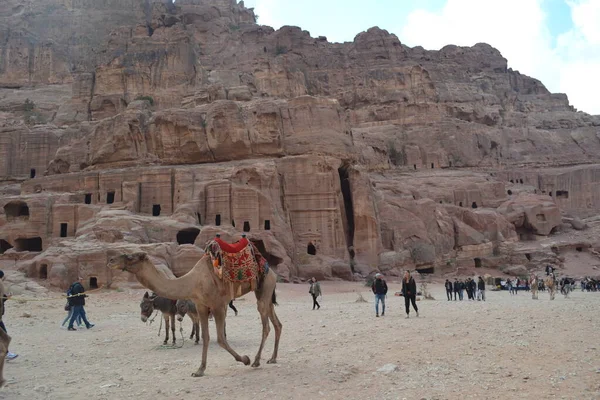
[144,291,149,298]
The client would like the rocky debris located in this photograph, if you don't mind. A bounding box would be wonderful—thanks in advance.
[377,364,399,374]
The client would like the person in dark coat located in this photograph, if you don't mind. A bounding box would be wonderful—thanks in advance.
[401,270,419,318]
[372,273,388,317]
[477,276,486,301]
[445,279,453,301]
[67,277,94,331]
[453,278,459,301]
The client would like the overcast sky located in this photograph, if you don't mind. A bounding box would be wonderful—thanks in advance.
[242,0,600,115]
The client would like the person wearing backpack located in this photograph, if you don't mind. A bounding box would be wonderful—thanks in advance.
[67,277,94,331]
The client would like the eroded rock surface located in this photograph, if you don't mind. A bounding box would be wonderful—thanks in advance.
[1,0,599,287]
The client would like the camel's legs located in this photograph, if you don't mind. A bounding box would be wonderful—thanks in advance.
[267,303,282,364]
[251,300,271,367]
[192,305,210,377]
[212,307,250,366]
[195,319,200,343]
[163,315,170,345]
[171,314,176,344]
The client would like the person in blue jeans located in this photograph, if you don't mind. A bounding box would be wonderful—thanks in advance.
[371,273,388,317]
[62,286,83,328]
[67,277,94,331]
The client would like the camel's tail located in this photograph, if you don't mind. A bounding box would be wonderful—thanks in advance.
[272,289,278,306]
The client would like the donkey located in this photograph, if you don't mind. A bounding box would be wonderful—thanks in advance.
[175,300,200,344]
[140,292,177,345]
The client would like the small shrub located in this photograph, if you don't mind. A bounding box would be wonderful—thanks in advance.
[364,276,374,287]
[229,24,240,31]
[135,95,154,105]
[200,118,207,128]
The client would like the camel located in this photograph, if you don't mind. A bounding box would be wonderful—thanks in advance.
[0,280,11,387]
[545,273,557,300]
[108,251,282,377]
[140,292,177,345]
[530,274,538,300]
[176,299,200,344]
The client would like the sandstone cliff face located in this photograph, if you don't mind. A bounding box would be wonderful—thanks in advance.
[1,0,599,288]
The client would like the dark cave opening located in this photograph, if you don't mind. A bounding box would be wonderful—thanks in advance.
[15,237,42,252]
[177,228,200,245]
[0,240,13,254]
[338,165,356,261]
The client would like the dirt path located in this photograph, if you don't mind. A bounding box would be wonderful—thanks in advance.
[1,282,599,399]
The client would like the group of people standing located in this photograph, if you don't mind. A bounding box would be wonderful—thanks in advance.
[445,277,486,301]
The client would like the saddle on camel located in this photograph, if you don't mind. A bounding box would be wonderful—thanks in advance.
[205,234,270,300]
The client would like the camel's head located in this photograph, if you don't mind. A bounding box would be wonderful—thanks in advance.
[107,252,148,273]
[176,299,189,322]
[140,291,156,323]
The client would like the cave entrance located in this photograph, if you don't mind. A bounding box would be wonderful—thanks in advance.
[89,277,98,289]
[60,223,68,238]
[471,202,478,209]
[307,242,317,255]
[556,190,569,199]
[176,228,200,245]
[418,266,435,274]
[338,164,355,262]
[215,214,221,226]
[85,193,92,204]
[251,239,283,267]
[152,204,161,216]
[4,201,30,220]
[0,240,13,254]
[474,258,482,268]
[30,168,36,179]
[243,221,251,232]
[264,220,271,230]
[107,191,115,204]
[15,237,43,252]
[39,264,48,280]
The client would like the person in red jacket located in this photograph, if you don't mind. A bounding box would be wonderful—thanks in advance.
[401,270,419,318]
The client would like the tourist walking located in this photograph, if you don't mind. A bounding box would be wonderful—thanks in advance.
[401,271,419,318]
[371,273,388,317]
[67,277,94,331]
[309,277,321,310]
[458,280,465,301]
[0,271,18,360]
[477,276,486,301]
[62,284,83,328]
[445,279,453,301]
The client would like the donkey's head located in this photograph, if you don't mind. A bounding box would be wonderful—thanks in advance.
[140,291,156,322]
[176,299,190,322]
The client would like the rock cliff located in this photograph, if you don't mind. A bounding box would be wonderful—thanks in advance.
[1,0,600,288]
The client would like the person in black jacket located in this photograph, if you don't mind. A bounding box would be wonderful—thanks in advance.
[67,277,94,331]
[477,276,486,301]
[401,270,419,318]
[445,279,453,301]
[371,273,388,317]
[453,278,459,301]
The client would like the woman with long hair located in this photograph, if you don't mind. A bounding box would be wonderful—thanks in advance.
[401,270,419,318]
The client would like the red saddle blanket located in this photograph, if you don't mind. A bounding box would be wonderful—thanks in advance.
[209,237,267,285]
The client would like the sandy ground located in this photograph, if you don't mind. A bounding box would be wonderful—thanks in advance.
[0,281,599,400]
